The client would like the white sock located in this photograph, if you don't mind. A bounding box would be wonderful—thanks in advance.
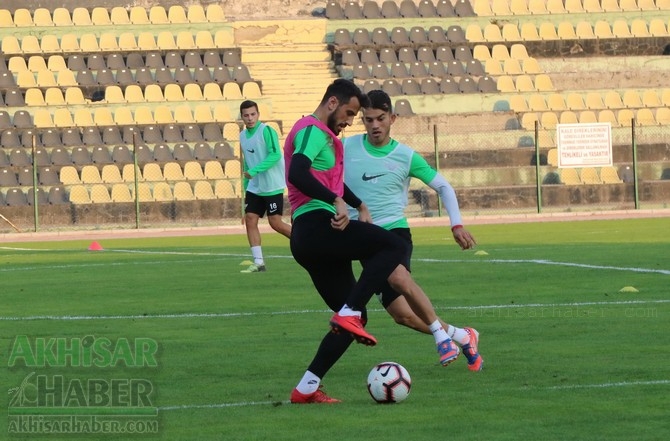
[337,304,361,317]
[447,325,470,346]
[295,370,320,394]
[429,320,449,344]
[251,246,263,265]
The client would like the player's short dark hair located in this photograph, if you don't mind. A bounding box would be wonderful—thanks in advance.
[240,100,258,114]
[366,89,393,113]
[320,79,370,108]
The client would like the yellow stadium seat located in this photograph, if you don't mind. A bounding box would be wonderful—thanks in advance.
[242,82,262,99]
[560,168,581,185]
[559,110,579,124]
[540,111,559,129]
[94,108,114,126]
[134,183,152,202]
[484,59,504,75]
[194,105,215,123]
[81,165,103,184]
[130,7,150,24]
[598,109,619,127]
[33,8,54,26]
[72,7,93,26]
[144,84,165,103]
[510,0,529,14]
[638,0,660,9]
[575,22,595,39]
[154,106,175,124]
[69,185,91,204]
[13,9,33,27]
[215,30,234,48]
[578,110,598,124]
[527,94,548,111]
[0,9,14,27]
[521,57,541,74]
[612,20,631,38]
[149,6,169,24]
[604,91,624,109]
[206,4,226,22]
[503,58,523,75]
[521,112,539,130]
[600,166,622,184]
[538,22,558,40]
[184,161,206,180]
[528,0,552,15]
[163,162,185,181]
[174,105,195,124]
[580,167,601,184]
[630,19,650,37]
[491,0,512,15]
[137,33,158,51]
[594,21,613,38]
[465,24,485,42]
[111,184,133,202]
[502,23,521,41]
[600,0,621,12]
[204,161,226,179]
[60,166,82,185]
[102,165,123,184]
[585,92,605,109]
[25,88,46,106]
[71,108,92,127]
[143,163,164,182]
[157,32,177,50]
[509,96,528,112]
[520,23,540,41]
[173,182,195,201]
[635,108,656,126]
[79,34,100,52]
[182,83,203,101]
[491,44,510,60]
[656,107,670,125]
[60,34,80,52]
[223,82,243,100]
[21,35,41,53]
[496,76,516,93]
[214,180,236,198]
[91,7,112,25]
[617,109,635,127]
[483,24,504,42]
[565,0,585,13]
[622,90,643,108]
[224,160,242,178]
[152,182,173,202]
[472,45,491,61]
[195,31,216,49]
[188,5,208,23]
[641,90,661,107]
[547,149,558,166]
[649,19,668,36]
[566,93,587,110]
[546,0,566,13]
[515,75,535,92]
[177,31,196,50]
[45,88,65,105]
[546,94,567,111]
[110,7,130,25]
[194,181,216,200]
[557,22,576,39]
[169,6,188,23]
[122,164,142,183]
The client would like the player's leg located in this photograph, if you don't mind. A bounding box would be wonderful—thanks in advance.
[290,218,358,403]
[265,193,291,239]
[241,192,266,272]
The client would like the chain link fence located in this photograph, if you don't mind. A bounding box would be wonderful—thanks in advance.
[1,117,669,233]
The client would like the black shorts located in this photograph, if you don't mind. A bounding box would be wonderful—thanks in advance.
[244,192,284,217]
[374,228,412,308]
[290,209,408,315]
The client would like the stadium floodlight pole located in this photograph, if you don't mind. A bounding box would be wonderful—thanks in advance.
[32,133,39,232]
[631,118,639,210]
[534,119,542,213]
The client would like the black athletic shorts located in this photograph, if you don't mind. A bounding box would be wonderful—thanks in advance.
[373,228,412,308]
[244,192,284,217]
[290,209,408,314]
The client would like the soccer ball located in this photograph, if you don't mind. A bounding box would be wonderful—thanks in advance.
[367,362,411,403]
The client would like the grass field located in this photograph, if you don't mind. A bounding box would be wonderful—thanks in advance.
[1,218,668,440]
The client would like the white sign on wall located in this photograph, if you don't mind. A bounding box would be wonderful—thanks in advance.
[556,123,613,168]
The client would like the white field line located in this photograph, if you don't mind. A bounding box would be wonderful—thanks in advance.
[1,299,668,322]
[158,379,670,411]
[1,247,669,276]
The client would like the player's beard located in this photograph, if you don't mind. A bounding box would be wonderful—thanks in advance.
[326,110,341,135]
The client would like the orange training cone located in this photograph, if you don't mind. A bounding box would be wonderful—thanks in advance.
[88,241,104,251]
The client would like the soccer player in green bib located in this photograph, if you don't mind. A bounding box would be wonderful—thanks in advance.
[343,89,483,372]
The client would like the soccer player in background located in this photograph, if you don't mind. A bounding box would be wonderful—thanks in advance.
[343,89,482,372]
[239,100,292,273]
[285,79,469,404]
